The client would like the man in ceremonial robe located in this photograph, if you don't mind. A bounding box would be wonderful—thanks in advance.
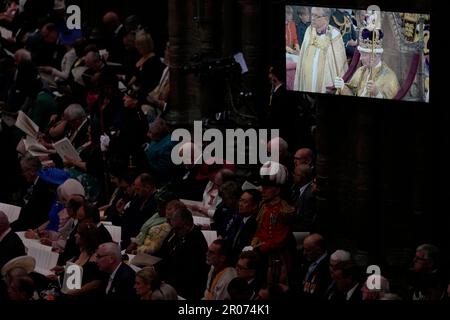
[293,7,348,94]
[333,25,400,99]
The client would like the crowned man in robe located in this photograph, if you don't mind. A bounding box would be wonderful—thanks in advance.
[333,10,400,99]
[293,7,348,93]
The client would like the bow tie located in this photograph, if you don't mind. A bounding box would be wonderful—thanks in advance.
[316,29,327,36]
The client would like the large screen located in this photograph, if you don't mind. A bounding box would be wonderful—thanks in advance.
[285,5,430,102]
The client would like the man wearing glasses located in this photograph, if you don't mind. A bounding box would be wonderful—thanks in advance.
[96,242,137,300]
[293,7,348,94]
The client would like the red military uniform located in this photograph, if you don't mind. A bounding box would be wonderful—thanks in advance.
[252,196,294,254]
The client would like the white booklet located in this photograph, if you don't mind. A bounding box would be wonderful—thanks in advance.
[0,26,13,39]
[0,202,21,223]
[23,136,53,157]
[53,137,82,162]
[130,253,162,267]
[242,180,259,191]
[104,225,122,244]
[26,243,59,276]
[180,199,202,208]
[15,111,39,138]
[201,230,218,246]
[193,216,211,226]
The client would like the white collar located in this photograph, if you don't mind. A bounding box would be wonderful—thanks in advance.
[346,282,359,300]
[299,181,313,196]
[110,262,122,280]
[114,24,123,36]
[273,83,283,93]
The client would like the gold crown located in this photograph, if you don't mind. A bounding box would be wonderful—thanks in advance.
[358,28,384,53]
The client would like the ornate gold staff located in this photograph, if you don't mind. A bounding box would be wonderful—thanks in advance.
[329,26,342,95]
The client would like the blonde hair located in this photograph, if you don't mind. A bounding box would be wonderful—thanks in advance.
[135,30,154,54]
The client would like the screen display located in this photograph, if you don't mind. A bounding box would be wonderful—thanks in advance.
[285,5,430,102]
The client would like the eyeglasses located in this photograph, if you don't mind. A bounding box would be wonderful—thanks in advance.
[96,253,110,259]
[311,14,326,19]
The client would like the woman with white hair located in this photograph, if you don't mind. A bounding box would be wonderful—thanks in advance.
[24,178,85,241]
[134,267,177,300]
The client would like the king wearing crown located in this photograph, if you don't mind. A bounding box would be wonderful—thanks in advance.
[333,10,400,99]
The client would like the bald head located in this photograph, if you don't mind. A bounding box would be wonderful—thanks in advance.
[303,233,326,262]
[294,148,313,167]
[103,12,121,29]
[0,211,10,233]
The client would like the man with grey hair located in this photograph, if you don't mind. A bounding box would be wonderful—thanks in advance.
[0,211,26,271]
[324,249,352,299]
[294,6,348,93]
[267,137,288,163]
[11,156,54,231]
[48,103,89,149]
[409,243,442,300]
[14,49,32,64]
[96,242,137,300]
[267,137,294,176]
[413,244,440,273]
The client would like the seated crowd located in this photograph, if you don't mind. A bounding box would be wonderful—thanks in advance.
[0,1,448,302]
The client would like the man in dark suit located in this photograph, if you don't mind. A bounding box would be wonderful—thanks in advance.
[101,12,126,65]
[167,142,209,201]
[121,173,157,248]
[297,233,331,300]
[266,65,301,151]
[291,164,316,231]
[11,156,55,232]
[96,242,137,300]
[154,206,209,300]
[0,211,26,271]
[327,264,363,301]
[236,250,264,298]
[229,189,261,264]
